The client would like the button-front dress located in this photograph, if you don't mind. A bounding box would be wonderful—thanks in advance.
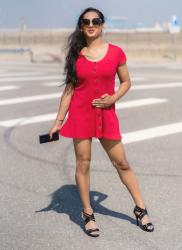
[59,43,127,140]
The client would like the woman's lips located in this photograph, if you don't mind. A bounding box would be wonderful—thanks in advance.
[88,29,95,32]
[87,29,95,33]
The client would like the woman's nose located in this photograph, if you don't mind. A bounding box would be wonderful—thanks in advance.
[89,22,93,27]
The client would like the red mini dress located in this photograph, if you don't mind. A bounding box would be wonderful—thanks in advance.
[59,43,127,140]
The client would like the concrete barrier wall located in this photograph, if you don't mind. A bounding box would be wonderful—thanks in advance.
[0,29,182,62]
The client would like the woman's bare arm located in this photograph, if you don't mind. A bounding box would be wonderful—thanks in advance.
[112,63,131,102]
[54,82,74,123]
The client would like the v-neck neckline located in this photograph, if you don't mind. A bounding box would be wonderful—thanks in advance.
[80,43,110,63]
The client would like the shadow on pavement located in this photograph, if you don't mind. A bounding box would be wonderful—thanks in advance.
[35,184,136,230]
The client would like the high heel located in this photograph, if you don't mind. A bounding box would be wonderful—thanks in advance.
[133,205,154,232]
[81,210,100,237]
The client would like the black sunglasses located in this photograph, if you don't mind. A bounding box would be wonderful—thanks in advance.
[81,18,103,26]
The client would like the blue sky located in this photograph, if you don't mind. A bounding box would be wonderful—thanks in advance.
[0,0,181,28]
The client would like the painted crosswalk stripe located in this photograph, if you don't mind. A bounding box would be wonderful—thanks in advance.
[0,85,20,91]
[0,113,58,127]
[122,122,182,144]
[1,116,181,145]
[115,76,147,82]
[42,82,64,87]
[0,98,167,126]
[0,93,61,106]
[94,122,182,144]
[0,72,45,77]
[44,81,182,90]
[115,82,182,90]
[131,82,182,90]
[0,90,167,106]
[41,76,146,87]
[116,98,167,109]
[0,75,64,82]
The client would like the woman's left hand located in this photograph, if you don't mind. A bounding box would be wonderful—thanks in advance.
[91,93,115,108]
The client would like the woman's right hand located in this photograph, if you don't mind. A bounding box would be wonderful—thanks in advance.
[48,121,63,139]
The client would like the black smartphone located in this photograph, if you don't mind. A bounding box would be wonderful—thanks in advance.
[39,131,59,144]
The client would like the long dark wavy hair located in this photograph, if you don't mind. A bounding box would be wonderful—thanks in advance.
[63,7,105,88]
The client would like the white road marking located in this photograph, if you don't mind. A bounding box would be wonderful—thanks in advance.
[131,77,147,81]
[0,93,166,107]
[2,116,181,146]
[0,93,62,106]
[116,98,167,109]
[127,63,172,68]
[0,75,64,82]
[0,72,45,77]
[131,82,182,90]
[0,61,60,66]
[93,122,182,144]
[0,98,167,126]
[43,78,151,87]
[0,65,61,72]
[116,76,147,82]
[115,82,182,90]
[0,85,20,91]
[122,122,182,144]
[0,113,58,127]
[44,81,182,91]
[42,82,64,87]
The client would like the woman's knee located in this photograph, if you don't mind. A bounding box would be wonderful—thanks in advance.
[112,158,131,171]
[75,155,91,174]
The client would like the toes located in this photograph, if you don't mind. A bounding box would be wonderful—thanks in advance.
[85,222,99,235]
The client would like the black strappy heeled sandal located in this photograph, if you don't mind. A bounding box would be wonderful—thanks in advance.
[81,210,100,237]
[133,205,154,232]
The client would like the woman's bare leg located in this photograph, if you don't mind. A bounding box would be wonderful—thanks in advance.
[99,137,151,225]
[73,138,99,235]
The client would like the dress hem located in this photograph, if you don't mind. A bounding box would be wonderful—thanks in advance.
[59,132,122,140]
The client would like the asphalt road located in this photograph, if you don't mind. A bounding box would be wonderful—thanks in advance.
[0,60,182,250]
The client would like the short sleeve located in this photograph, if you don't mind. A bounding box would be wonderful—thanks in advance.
[117,47,127,66]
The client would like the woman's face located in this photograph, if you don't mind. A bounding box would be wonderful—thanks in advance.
[80,11,104,39]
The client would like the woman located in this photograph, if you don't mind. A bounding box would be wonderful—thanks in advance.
[49,7,154,237]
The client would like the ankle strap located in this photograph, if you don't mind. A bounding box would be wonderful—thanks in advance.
[81,211,96,224]
[134,205,148,219]
[134,205,148,212]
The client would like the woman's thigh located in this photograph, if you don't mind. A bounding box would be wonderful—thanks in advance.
[98,138,129,169]
[73,138,92,163]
